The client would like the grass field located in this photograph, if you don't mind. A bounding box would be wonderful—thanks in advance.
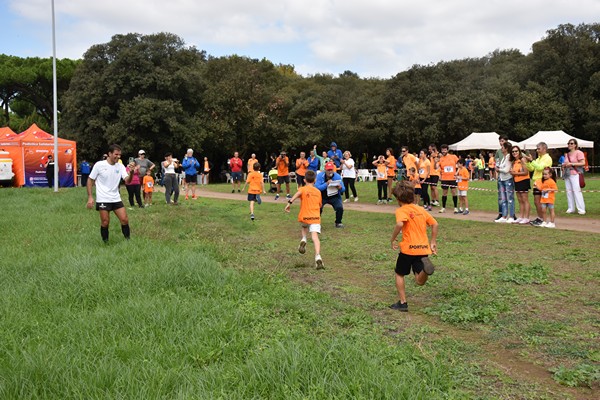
[1,186,598,399]
[209,174,600,218]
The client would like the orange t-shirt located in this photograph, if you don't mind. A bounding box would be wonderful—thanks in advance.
[511,160,528,183]
[439,154,458,181]
[429,151,440,176]
[535,178,557,204]
[488,156,496,169]
[246,170,263,194]
[143,175,154,193]
[409,173,421,189]
[403,154,418,175]
[247,158,258,173]
[386,156,397,177]
[456,167,469,191]
[297,185,322,225]
[418,158,431,180]
[295,158,309,176]
[376,163,387,180]
[395,203,437,256]
[277,156,289,176]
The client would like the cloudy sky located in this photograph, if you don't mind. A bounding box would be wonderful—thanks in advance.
[1,0,598,78]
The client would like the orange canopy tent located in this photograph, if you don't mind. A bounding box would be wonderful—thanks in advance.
[0,124,77,187]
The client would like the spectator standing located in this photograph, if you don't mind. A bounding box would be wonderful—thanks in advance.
[510,145,531,224]
[455,159,470,214]
[495,142,515,223]
[295,151,309,187]
[418,149,432,210]
[80,159,91,187]
[182,149,200,200]
[134,150,155,202]
[373,155,388,204]
[562,139,586,215]
[437,145,459,213]
[247,153,259,174]
[45,155,55,188]
[125,163,143,209]
[308,149,320,172]
[229,151,243,193]
[162,152,180,205]
[327,142,343,170]
[142,170,154,207]
[524,142,553,226]
[488,153,496,181]
[386,148,397,202]
[428,144,440,206]
[315,162,345,228]
[201,157,212,185]
[535,168,558,228]
[321,151,330,171]
[275,151,291,200]
[401,146,418,181]
[494,135,509,220]
[476,154,485,180]
[341,150,358,202]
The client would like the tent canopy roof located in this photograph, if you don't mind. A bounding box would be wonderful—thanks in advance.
[517,130,594,149]
[0,127,18,140]
[449,132,517,151]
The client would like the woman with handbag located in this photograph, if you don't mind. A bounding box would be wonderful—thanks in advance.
[562,139,586,215]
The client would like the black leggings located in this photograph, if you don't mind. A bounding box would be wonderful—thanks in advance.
[126,184,143,207]
[421,182,431,206]
[377,180,387,200]
[343,177,357,199]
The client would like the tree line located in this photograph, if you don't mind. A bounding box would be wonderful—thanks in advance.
[1,23,598,168]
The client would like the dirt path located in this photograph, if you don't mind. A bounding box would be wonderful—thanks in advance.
[189,187,600,234]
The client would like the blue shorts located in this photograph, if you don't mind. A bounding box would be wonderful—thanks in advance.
[231,172,243,182]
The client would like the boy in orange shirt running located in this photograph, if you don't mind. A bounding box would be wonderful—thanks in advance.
[285,170,324,269]
[455,159,470,215]
[142,170,154,207]
[242,162,266,221]
[389,181,438,312]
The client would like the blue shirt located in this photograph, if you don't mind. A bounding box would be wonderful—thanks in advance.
[327,149,343,168]
[315,171,345,196]
[308,155,320,172]
[80,161,91,174]
[182,157,200,175]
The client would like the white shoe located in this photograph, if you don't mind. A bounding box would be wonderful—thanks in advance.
[315,254,324,270]
[540,221,548,227]
[438,208,445,213]
[565,209,574,214]
[514,218,523,224]
[298,239,307,254]
[506,217,516,224]
[519,218,530,225]
[343,199,349,203]
[546,222,555,228]
[495,217,507,223]
[350,195,354,198]
[578,211,586,215]
[354,197,358,202]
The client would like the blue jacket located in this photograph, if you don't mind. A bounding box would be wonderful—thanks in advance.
[308,156,320,172]
[327,149,343,168]
[182,157,200,175]
[315,171,345,196]
[80,161,91,174]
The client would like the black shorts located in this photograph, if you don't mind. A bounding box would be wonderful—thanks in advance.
[514,179,530,193]
[395,253,428,276]
[441,180,457,189]
[296,174,305,186]
[185,174,197,183]
[96,201,124,212]
[533,187,542,196]
[231,172,243,182]
[247,194,260,201]
[278,175,290,184]
[414,188,422,196]
[427,175,439,186]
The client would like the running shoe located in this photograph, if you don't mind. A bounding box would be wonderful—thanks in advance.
[454,208,461,214]
[519,218,530,225]
[422,257,435,275]
[546,222,556,228]
[495,217,508,223]
[354,197,359,202]
[462,210,469,215]
[389,301,408,312]
[298,239,307,254]
[315,254,324,269]
[343,199,349,203]
[540,221,548,227]
[250,213,255,221]
[274,194,280,200]
[438,208,445,213]
[506,217,516,224]
[256,195,262,205]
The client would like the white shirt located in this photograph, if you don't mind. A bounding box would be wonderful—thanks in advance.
[341,158,356,178]
[164,161,176,174]
[89,160,128,203]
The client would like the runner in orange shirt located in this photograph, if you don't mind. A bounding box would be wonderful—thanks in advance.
[275,151,291,200]
[428,144,440,206]
[437,144,459,213]
[295,151,309,187]
[455,159,470,215]
[389,181,438,312]
[385,148,397,202]
[242,162,266,221]
[285,170,324,269]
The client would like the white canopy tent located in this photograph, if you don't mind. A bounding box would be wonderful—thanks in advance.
[517,130,594,150]
[449,132,517,151]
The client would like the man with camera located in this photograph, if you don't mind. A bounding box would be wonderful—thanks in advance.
[275,151,291,200]
[162,152,180,205]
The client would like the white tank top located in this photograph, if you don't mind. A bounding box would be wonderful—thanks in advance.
[164,161,175,174]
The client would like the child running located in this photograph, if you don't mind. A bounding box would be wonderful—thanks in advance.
[242,162,266,221]
[142,170,154,207]
[285,170,324,269]
[455,159,470,215]
[389,181,438,312]
[535,167,558,228]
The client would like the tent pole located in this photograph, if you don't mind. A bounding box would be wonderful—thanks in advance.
[52,0,59,192]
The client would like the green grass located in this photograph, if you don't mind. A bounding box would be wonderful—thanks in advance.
[1,186,598,398]
[205,175,600,217]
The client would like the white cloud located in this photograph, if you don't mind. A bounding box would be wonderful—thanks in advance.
[5,0,600,78]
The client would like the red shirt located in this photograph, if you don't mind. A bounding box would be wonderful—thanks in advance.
[229,157,243,172]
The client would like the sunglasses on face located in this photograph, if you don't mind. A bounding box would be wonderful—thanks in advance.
[511,151,519,153]
[568,142,575,145]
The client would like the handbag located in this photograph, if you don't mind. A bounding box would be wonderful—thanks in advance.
[579,172,586,188]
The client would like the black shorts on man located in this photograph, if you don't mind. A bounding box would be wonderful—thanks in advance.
[96,201,125,212]
[440,180,457,189]
[278,175,290,184]
[185,174,197,183]
[395,253,428,276]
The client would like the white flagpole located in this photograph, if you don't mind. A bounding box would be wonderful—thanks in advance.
[51,0,59,192]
